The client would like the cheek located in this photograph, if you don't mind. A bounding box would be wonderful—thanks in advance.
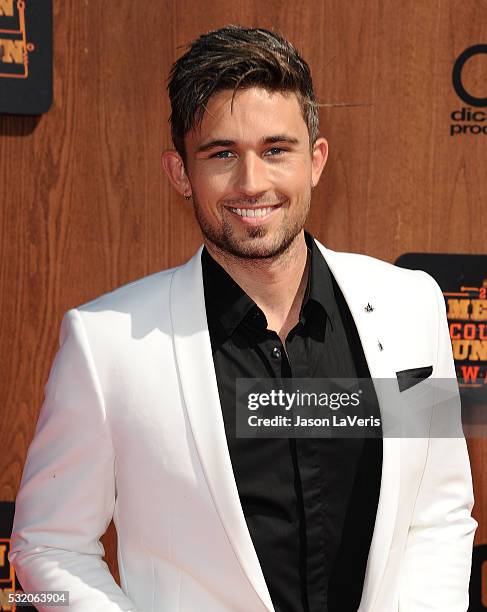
[193,166,228,194]
[195,181,233,215]
[272,170,309,198]
[270,159,311,186]
[192,183,225,221]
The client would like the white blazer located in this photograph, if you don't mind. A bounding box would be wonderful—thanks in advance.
[10,239,477,612]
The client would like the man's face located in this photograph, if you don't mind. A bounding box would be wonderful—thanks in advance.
[181,87,327,259]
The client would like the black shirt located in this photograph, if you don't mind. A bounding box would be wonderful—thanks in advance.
[202,231,382,612]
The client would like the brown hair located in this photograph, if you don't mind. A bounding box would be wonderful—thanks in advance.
[167,25,320,165]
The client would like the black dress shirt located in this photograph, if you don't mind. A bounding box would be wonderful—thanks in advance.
[202,231,382,612]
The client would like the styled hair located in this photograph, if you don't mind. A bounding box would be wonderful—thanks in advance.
[167,25,320,164]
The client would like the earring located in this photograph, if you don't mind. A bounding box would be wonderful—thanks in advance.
[184,193,192,200]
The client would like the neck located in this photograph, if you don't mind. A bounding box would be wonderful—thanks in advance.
[204,232,310,343]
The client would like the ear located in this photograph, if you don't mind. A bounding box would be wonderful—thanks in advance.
[310,137,329,188]
[161,150,192,197]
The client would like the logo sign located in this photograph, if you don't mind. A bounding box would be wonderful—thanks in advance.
[450,45,487,137]
[395,254,487,390]
[0,0,52,115]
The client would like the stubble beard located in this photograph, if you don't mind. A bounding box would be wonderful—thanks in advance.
[192,192,311,261]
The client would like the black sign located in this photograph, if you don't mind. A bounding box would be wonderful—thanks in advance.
[0,0,52,115]
[396,253,487,386]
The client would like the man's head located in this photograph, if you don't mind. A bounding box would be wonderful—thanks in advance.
[162,25,328,260]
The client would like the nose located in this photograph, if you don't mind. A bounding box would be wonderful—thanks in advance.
[234,152,271,197]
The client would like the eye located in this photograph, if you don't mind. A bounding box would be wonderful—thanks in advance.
[210,150,235,159]
[265,147,286,156]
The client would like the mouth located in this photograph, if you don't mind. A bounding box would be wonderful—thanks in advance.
[225,203,284,223]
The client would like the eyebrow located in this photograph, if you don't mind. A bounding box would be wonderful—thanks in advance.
[195,134,300,153]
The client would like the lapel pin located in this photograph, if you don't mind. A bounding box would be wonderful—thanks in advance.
[378,341,384,351]
[365,303,374,312]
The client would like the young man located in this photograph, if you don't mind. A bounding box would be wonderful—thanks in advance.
[10,26,476,612]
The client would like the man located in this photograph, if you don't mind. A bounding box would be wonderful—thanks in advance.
[10,26,476,612]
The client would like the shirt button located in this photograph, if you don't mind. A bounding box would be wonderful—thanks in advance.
[271,346,281,359]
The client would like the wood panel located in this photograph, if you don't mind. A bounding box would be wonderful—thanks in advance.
[1,0,485,590]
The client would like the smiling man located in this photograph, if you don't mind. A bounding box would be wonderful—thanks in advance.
[10,26,476,612]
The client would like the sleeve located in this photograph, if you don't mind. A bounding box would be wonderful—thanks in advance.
[8,309,139,611]
[398,271,478,612]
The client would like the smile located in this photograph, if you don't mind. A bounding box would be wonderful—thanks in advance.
[230,206,274,217]
[226,204,283,221]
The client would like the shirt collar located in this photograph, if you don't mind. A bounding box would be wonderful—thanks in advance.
[202,231,335,337]
[304,231,336,329]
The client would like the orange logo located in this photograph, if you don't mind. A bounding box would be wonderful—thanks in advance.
[0,0,34,79]
[444,281,487,386]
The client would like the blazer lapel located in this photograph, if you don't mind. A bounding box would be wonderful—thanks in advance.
[315,239,401,611]
[169,247,274,612]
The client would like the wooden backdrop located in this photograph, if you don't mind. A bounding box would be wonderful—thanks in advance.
[1,0,485,603]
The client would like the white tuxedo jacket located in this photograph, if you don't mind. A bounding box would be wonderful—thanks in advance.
[10,239,476,612]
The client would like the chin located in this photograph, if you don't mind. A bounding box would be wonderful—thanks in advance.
[215,232,301,260]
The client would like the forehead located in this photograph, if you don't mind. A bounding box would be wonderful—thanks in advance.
[185,87,308,147]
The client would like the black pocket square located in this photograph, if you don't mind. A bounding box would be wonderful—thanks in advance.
[396,366,433,392]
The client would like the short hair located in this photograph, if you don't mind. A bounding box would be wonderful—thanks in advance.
[167,25,320,165]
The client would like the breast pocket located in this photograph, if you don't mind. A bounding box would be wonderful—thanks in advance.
[395,365,433,392]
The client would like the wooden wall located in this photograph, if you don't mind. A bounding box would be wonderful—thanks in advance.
[1,0,485,599]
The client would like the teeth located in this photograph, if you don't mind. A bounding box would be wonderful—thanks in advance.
[230,206,274,217]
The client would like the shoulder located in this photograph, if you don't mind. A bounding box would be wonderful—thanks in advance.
[77,265,178,315]
[58,267,177,348]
